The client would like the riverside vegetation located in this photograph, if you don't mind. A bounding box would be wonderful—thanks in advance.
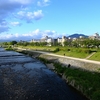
[1,38,100,61]
[6,45,100,61]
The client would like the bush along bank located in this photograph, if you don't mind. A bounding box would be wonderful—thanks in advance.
[38,57,100,100]
[5,46,14,51]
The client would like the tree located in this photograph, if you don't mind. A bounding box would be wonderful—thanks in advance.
[3,42,8,45]
[10,41,17,45]
[64,41,69,46]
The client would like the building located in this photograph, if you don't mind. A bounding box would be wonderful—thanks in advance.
[62,36,68,46]
[30,39,41,42]
[89,33,100,40]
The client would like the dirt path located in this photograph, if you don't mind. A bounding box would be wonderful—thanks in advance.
[85,52,96,59]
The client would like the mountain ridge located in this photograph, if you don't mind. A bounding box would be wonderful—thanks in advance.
[68,33,88,38]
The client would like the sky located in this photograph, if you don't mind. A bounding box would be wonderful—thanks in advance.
[0,0,100,41]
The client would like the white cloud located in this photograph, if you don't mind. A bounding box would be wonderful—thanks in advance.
[17,10,44,23]
[0,0,33,33]
[10,22,22,26]
[37,0,50,7]
[0,29,63,40]
[0,0,32,13]
[0,0,51,34]
[33,10,44,20]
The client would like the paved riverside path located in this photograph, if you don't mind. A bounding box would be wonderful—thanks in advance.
[0,48,89,100]
[17,48,100,65]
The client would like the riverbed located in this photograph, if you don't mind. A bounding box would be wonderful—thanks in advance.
[0,48,88,100]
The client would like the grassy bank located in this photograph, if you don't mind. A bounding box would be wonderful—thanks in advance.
[89,52,100,61]
[14,45,98,59]
[5,46,14,51]
[38,57,100,100]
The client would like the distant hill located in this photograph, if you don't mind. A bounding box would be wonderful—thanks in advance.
[68,33,88,38]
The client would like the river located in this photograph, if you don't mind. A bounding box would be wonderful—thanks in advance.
[0,48,89,100]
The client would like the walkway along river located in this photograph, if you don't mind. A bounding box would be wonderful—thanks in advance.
[0,48,89,100]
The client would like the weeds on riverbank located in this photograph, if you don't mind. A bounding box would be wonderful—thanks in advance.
[54,62,100,100]
[5,46,14,51]
[38,57,51,64]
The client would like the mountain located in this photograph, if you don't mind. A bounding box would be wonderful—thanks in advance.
[68,33,88,38]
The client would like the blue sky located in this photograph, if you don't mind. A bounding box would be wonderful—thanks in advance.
[0,0,100,40]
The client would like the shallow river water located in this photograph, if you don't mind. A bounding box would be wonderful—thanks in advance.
[0,48,89,100]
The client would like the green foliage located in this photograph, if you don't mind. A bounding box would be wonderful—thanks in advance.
[10,41,17,45]
[15,43,100,60]
[92,90,100,100]
[78,49,93,54]
[5,46,13,51]
[89,52,100,61]
[53,62,100,100]
[53,48,60,52]
[3,42,8,45]
[54,63,66,73]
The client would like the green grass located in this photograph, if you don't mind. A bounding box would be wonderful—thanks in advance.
[89,52,100,61]
[53,62,100,100]
[18,45,56,52]
[15,45,100,61]
[55,50,89,58]
[5,46,14,51]
[54,47,92,58]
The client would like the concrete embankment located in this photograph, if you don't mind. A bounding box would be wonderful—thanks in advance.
[16,48,100,72]
[39,54,100,72]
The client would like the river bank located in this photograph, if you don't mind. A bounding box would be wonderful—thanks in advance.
[0,47,90,100]
[15,49,100,100]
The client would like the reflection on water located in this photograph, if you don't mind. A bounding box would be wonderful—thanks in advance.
[0,47,89,100]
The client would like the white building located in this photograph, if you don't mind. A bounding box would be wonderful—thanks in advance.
[62,36,68,46]
[89,33,100,40]
[57,37,62,43]
[41,36,55,46]
[30,39,41,42]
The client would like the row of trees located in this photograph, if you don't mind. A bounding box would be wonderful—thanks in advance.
[64,38,100,48]
[2,38,100,48]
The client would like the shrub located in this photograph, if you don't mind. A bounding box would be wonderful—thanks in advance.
[83,49,92,54]
[5,46,13,51]
[67,48,70,51]
[53,48,60,52]
[92,90,100,100]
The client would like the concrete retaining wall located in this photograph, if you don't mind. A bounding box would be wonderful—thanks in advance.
[38,54,100,72]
